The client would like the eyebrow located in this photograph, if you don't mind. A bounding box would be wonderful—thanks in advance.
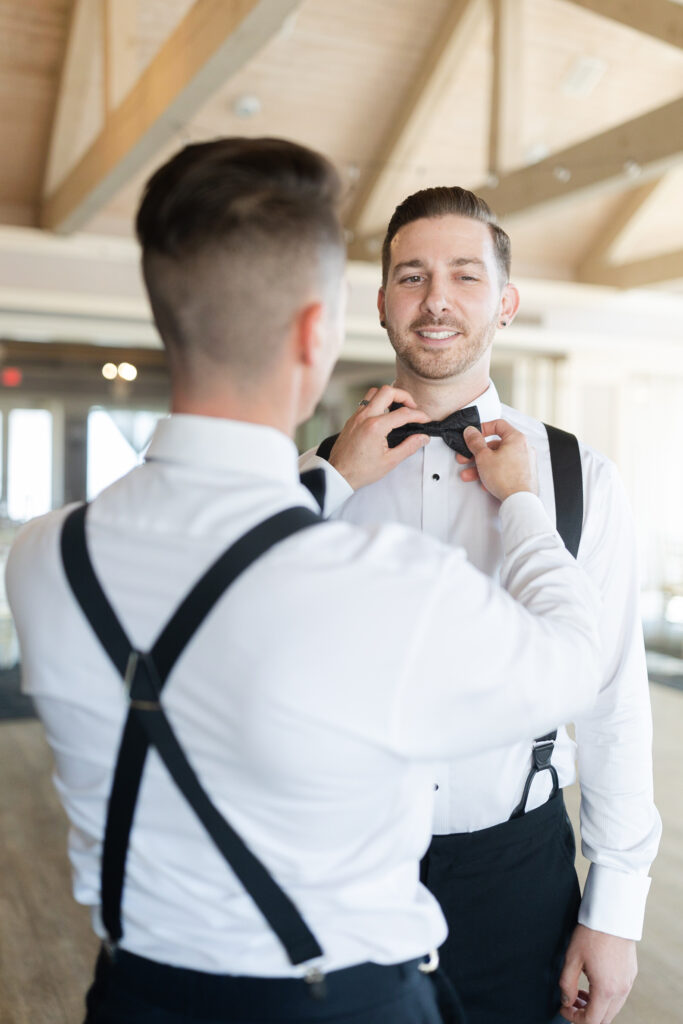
[392,257,487,278]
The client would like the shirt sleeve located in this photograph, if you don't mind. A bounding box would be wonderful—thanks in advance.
[574,459,662,940]
[391,492,602,762]
[298,448,354,517]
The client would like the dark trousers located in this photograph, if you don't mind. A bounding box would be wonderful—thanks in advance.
[421,791,580,1024]
[83,945,446,1024]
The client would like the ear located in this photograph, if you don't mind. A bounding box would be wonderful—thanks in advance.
[377,288,386,327]
[499,282,520,326]
[295,302,325,367]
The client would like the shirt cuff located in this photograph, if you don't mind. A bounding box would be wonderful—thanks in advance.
[499,491,557,553]
[578,863,651,940]
[299,454,354,515]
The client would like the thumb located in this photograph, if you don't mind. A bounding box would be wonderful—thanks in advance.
[463,426,487,456]
[559,949,583,1011]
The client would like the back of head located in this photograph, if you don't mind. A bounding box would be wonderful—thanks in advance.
[381,186,511,286]
[136,137,344,389]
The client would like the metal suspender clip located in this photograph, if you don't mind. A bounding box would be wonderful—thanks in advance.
[532,739,555,771]
[303,963,327,1000]
[123,650,161,711]
[418,949,440,974]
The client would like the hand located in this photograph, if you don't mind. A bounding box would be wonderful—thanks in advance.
[460,420,538,502]
[328,385,430,490]
[559,925,638,1024]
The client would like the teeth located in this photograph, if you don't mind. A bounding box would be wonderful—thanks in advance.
[418,330,456,339]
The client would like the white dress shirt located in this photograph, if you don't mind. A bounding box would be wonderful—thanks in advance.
[300,381,662,941]
[7,414,600,976]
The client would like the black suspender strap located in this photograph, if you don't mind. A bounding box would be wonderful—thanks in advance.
[544,423,583,559]
[60,503,324,968]
[510,423,584,819]
[316,433,339,463]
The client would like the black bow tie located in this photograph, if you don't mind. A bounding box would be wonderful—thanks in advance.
[387,405,481,458]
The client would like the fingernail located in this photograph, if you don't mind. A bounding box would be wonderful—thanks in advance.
[561,994,571,1005]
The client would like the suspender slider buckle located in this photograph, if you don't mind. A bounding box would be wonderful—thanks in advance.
[124,650,161,711]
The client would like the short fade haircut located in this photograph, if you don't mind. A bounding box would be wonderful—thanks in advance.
[136,137,344,381]
[381,186,511,287]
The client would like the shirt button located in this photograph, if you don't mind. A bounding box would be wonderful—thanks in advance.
[432,473,440,481]
[433,783,439,791]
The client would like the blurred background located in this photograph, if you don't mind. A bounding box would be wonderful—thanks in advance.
[0,1,681,1021]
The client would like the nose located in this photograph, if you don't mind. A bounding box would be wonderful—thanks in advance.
[421,274,452,318]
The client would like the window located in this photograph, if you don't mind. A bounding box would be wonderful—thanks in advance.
[7,409,53,521]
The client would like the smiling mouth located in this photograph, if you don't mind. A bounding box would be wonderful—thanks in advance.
[415,329,460,341]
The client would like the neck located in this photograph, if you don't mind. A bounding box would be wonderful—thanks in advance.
[393,363,491,421]
[170,373,299,438]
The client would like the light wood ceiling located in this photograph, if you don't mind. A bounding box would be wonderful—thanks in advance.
[1,0,682,290]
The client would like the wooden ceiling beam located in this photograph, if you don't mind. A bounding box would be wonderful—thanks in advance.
[577,178,662,280]
[475,96,683,219]
[40,0,303,234]
[564,0,683,50]
[488,0,523,177]
[104,0,140,114]
[579,248,683,289]
[348,0,488,247]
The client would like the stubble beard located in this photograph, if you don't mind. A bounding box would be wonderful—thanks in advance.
[386,314,498,381]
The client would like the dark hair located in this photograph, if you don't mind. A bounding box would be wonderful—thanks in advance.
[381,186,510,286]
[135,138,344,374]
[136,136,342,259]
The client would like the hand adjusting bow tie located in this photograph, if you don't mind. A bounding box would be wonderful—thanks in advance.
[387,405,482,458]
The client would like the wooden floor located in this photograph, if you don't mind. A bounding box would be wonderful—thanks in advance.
[1,683,681,1024]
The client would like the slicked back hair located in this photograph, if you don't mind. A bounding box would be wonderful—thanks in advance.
[381,186,510,287]
[136,137,345,381]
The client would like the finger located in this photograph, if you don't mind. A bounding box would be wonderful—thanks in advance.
[384,386,422,410]
[455,453,473,464]
[603,989,629,1023]
[479,418,515,439]
[379,406,430,433]
[462,426,488,457]
[387,434,429,465]
[361,386,379,403]
[581,990,612,1024]
[460,467,479,483]
[559,953,583,1013]
[363,384,420,415]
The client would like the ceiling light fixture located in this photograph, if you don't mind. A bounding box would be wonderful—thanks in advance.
[233,94,261,119]
[118,362,138,382]
[560,56,607,99]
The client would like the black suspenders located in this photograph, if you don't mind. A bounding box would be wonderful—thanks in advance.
[60,502,326,978]
[509,423,583,819]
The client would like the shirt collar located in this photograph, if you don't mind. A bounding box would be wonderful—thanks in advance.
[146,414,301,486]
[467,380,501,423]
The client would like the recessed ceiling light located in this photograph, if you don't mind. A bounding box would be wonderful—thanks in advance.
[525,142,550,164]
[233,94,261,119]
[561,56,607,99]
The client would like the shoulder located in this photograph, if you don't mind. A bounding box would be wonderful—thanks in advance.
[6,505,76,602]
[501,402,618,480]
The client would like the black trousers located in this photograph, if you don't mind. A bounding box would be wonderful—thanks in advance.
[83,946,446,1024]
[421,791,580,1024]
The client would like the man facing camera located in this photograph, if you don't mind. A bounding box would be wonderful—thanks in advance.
[9,144,601,1024]
[302,186,661,1024]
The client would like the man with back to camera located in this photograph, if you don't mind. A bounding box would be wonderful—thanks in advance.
[8,140,602,1024]
[300,186,662,1024]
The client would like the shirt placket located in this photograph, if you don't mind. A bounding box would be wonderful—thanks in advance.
[421,439,453,831]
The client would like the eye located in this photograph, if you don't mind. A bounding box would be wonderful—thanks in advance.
[400,274,424,284]
[459,275,478,282]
